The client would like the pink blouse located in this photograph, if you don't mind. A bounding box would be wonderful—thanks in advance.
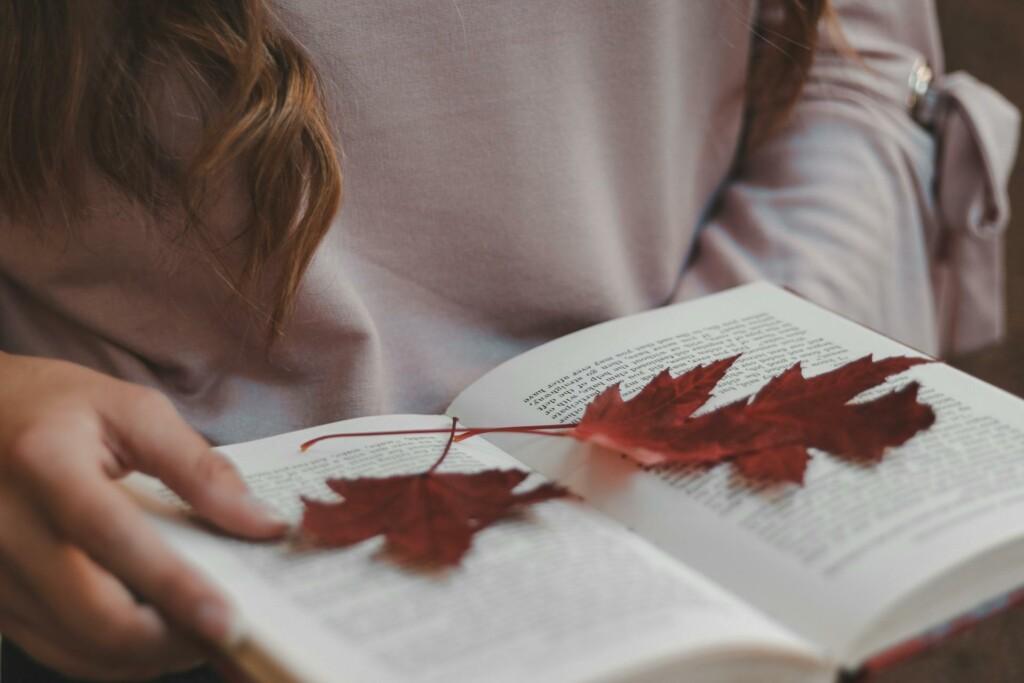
[0,0,1017,444]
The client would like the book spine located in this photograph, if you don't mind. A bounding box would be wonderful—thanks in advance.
[845,584,1024,679]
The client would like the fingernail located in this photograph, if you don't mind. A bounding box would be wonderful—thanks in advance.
[197,599,245,648]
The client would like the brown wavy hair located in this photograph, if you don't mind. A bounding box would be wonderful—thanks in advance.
[746,0,835,149]
[0,0,830,336]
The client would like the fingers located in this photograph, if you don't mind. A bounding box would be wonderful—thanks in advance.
[0,359,272,678]
[2,622,199,682]
[101,386,288,540]
[0,582,199,682]
[0,555,49,634]
[14,439,240,648]
[0,490,202,678]
[2,623,126,681]
[61,482,238,647]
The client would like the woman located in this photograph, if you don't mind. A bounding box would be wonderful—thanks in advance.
[0,0,1017,680]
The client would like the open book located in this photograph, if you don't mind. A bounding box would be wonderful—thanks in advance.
[130,283,1024,682]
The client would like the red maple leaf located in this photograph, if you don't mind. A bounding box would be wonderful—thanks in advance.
[573,355,935,484]
[300,419,568,565]
[296,354,937,537]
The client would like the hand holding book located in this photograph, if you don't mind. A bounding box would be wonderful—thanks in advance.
[130,283,1024,682]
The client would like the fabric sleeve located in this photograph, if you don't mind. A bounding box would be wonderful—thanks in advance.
[672,0,1019,357]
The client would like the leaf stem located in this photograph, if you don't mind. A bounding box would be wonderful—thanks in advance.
[300,423,578,452]
[427,416,460,473]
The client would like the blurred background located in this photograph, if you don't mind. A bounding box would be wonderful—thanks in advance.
[872,3,1024,682]
[876,4,1024,680]
[942,1,1024,398]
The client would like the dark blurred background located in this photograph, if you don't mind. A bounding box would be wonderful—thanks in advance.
[943,1,1024,397]
[874,4,1024,680]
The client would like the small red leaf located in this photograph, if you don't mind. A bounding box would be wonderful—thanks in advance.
[301,470,568,566]
[572,354,935,484]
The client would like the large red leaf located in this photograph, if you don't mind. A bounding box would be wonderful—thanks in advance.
[573,355,935,484]
[301,466,567,566]
[575,356,738,459]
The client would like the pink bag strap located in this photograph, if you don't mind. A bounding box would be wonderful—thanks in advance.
[922,69,1019,239]
[919,66,1020,354]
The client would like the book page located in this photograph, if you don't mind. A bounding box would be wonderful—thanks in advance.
[128,414,820,683]
[448,283,1024,663]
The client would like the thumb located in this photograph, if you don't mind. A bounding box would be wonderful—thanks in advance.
[104,388,289,539]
